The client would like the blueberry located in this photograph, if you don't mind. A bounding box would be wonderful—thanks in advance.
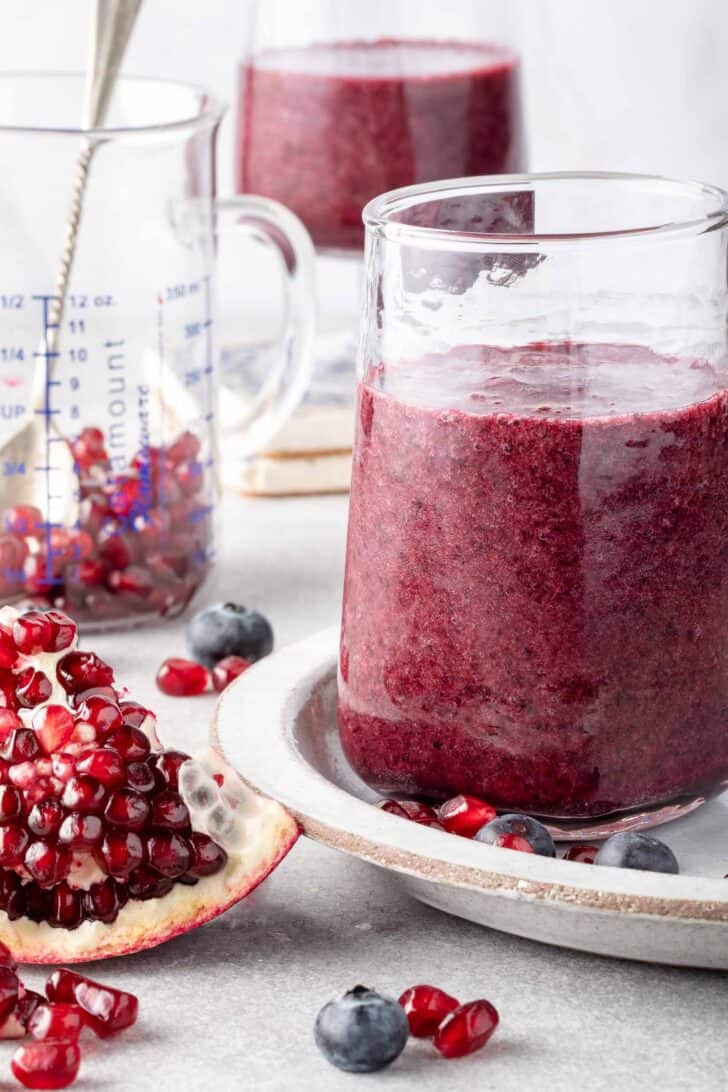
[595,832,679,874]
[186,602,273,668]
[314,985,409,1073]
[474,813,556,857]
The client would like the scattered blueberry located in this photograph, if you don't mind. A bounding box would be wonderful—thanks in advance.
[474,813,556,857]
[595,831,679,874]
[314,985,409,1073]
[186,602,274,668]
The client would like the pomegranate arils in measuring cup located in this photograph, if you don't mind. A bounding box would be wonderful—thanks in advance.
[433,999,500,1059]
[11,1038,81,1090]
[4,506,42,538]
[155,658,210,696]
[398,985,460,1038]
[212,655,251,693]
[438,794,497,838]
[46,969,139,1038]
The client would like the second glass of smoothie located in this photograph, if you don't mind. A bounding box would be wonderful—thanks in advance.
[339,173,728,836]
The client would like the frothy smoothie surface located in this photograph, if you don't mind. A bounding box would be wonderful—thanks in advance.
[237,39,524,250]
[339,343,728,817]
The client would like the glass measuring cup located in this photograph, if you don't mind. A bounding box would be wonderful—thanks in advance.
[339,172,728,837]
[0,74,315,627]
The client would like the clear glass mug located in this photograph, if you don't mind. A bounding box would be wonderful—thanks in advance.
[236,0,526,370]
[339,173,728,837]
[0,74,315,628]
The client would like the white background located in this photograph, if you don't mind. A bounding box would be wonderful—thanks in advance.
[3,0,728,192]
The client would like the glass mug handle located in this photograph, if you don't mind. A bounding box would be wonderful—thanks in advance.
[215,195,317,458]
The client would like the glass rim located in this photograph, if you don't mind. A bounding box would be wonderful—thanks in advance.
[0,72,225,137]
[362,171,728,247]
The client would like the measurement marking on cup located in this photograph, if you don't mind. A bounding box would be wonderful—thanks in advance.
[31,293,64,583]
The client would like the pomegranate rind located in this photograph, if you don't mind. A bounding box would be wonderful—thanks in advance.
[0,749,298,963]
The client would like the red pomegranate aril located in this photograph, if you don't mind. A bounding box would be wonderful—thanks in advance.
[0,629,17,670]
[438,794,497,838]
[47,969,139,1038]
[11,1038,81,1089]
[24,885,51,923]
[156,657,209,697]
[49,885,83,930]
[118,701,150,729]
[104,788,150,830]
[61,776,106,814]
[69,685,117,711]
[56,651,114,695]
[127,865,173,901]
[0,727,40,763]
[151,790,190,831]
[188,832,227,878]
[32,706,75,755]
[0,669,19,712]
[151,750,190,790]
[167,429,200,466]
[76,747,124,787]
[0,785,22,821]
[3,989,45,1038]
[495,833,535,853]
[105,726,150,761]
[28,798,64,838]
[125,761,155,793]
[24,842,71,887]
[433,999,500,1059]
[58,812,103,848]
[0,825,29,866]
[379,799,438,823]
[0,965,19,1022]
[147,831,191,878]
[563,845,599,864]
[0,708,22,742]
[76,695,122,734]
[72,425,107,467]
[83,878,120,924]
[4,505,42,537]
[74,557,108,588]
[0,940,17,971]
[107,565,154,597]
[97,529,135,571]
[97,829,144,880]
[212,655,251,693]
[16,669,53,709]
[44,611,77,653]
[398,985,460,1039]
[12,612,53,654]
[28,1004,85,1043]
[50,754,75,783]
[0,870,23,919]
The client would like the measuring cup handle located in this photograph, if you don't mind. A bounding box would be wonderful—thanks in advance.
[215,195,317,458]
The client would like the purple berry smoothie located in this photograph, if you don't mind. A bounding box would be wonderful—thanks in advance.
[339,343,728,817]
[237,39,525,251]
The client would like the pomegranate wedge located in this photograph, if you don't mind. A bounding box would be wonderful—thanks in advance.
[0,606,298,963]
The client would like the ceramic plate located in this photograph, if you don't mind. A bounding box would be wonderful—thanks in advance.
[212,627,728,969]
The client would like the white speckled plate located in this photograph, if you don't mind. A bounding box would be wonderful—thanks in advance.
[211,627,728,969]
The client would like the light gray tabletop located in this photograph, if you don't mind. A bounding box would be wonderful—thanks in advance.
[18,494,726,1091]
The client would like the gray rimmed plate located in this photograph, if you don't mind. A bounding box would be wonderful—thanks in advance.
[211,627,728,969]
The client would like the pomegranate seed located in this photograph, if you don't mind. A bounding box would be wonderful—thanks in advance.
[49,885,83,930]
[1,728,40,763]
[72,425,107,468]
[564,845,599,864]
[107,475,144,518]
[69,685,117,710]
[167,430,200,466]
[438,794,497,838]
[156,657,209,697]
[12,611,52,654]
[58,812,103,848]
[28,1004,85,1042]
[0,785,22,821]
[57,652,114,694]
[16,669,53,709]
[97,829,144,880]
[66,531,93,563]
[188,832,227,878]
[3,990,45,1037]
[127,865,173,901]
[146,830,191,877]
[433,999,500,1059]
[0,629,17,670]
[175,459,203,495]
[25,885,51,923]
[0,870,23,919]
[0,940,17,971]
[105,726,150,761]
[118,701,151,729]
[125,761,155,793]
[76,747,124,787]
[379,799,438,823]
[494,833,535,853]
[0,669,19,711]
[0,965,18,1022]
[50,754,75,782]
[97,529,136,571]
[44,611,76,653]
[0,825,29,866]
[82,877,119,923]
[398,985,460,1038]
[75,696,122,734]
[28,798,63,838]
[151,750,190,790]
[104,788,150,830]
[212,655,251,693]
[108,565,154,598]
[47,969,138,1037]
[32,706,75,755]
[11,1039,81,1089]
[0,709,21,742]
[4,505,42,537]
[8,761,37,789]
[24,841,71,886]
[61,776,106,814]
[151,790,190,831]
